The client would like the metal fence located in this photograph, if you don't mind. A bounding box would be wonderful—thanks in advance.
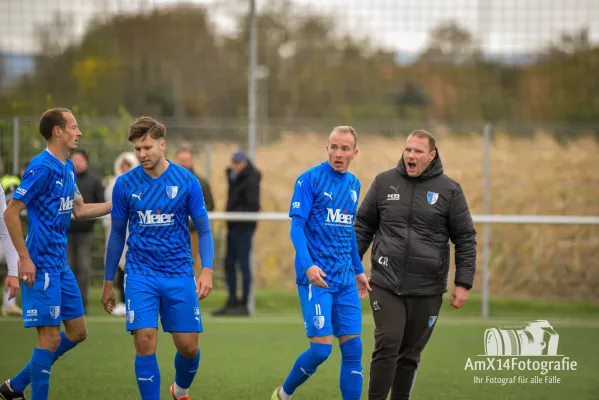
[1,118,599,311]
[1,1,599,308]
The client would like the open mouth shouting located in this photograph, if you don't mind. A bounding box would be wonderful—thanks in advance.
[406,160,417,174]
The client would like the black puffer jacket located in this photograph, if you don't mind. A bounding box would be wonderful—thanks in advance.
[226,161,261,231]
[355,150,477,296]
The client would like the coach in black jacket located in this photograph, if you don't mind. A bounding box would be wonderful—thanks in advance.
[355,130,476,400]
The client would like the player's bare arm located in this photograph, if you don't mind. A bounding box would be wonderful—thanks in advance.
[354,273,371,299]
[101,280,116,314]
[196,268,213,300]
[3,198,35,287]
[3,274,19,300]
[306,265,328,288]
[72,191,112,220]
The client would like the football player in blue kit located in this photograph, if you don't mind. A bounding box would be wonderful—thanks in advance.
[1,108,112,400]
[272,126,372,400]
[101,116,214,400]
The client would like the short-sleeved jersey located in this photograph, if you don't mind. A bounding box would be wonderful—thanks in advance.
[12,150,78,273]
[111,162,207,277]
[289,161,361,287]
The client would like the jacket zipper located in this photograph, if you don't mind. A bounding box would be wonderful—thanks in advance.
[399,180,416,295]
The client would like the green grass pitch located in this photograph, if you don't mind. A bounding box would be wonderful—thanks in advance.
[1,289,598,399]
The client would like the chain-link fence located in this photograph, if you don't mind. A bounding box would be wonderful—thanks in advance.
[1,117,598,301]
[2,1,599,126]
[1,1,598,300]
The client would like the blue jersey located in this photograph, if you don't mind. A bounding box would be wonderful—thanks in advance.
[289,161,361,287]
[12,150,78,273]
[111,162,207,277]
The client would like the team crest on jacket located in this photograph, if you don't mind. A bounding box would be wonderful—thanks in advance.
[350,190,357,203]
[166,186,178,199]
[427,191,439,205]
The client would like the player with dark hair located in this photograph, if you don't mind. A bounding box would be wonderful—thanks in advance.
[102,116,214,400]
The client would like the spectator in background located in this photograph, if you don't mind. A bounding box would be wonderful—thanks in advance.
[175,144,214,212]
[175,144,215,275]
[213,150,261,316]
[102,152,138,316]
[68,149,105,314]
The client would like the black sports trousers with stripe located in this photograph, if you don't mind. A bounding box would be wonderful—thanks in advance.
[367,283,443,400]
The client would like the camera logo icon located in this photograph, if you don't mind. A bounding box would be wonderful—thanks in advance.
[484,320,560,356]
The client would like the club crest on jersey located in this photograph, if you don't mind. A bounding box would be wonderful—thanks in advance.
[70,171,75,182]
[313,315,325,329]
[50,306,60,319]
[350,189,357,203]
[166,186,178,199]
[427,191,439,205]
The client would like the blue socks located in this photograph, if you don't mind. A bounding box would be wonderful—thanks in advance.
[30,348,54,400]
[281,338,362,399]
[135,354,161,400]
[11,331,79,392]
[174,351,200,390]
[54,331,78,362]
[282,342,332,395]
[339,337,363,400]
[10,364,30,392]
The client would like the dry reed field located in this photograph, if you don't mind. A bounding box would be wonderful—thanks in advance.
[194,130,599,301]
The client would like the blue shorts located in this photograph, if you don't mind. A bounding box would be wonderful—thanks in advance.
[298,283,362,338]
[124,274,203,333]
[21,266,84,328]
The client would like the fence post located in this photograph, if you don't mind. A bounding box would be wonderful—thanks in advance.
[12,117,20,175]
[203,142,212,183]
[481,123,492,319]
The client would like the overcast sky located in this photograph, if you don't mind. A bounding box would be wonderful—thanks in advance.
[1,0,598,54]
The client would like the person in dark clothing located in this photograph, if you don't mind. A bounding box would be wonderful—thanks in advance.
[354,130,477,400]
[213,150,261,316]
[175,144,215,212]
[175,144,216,277]
[68,149,105,313]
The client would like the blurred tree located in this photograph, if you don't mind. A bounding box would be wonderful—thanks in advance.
[541,28,591,60]
[0,5,597,133]
[419,21,482,65]
[395,81,432,120]
[526,28,599,126]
